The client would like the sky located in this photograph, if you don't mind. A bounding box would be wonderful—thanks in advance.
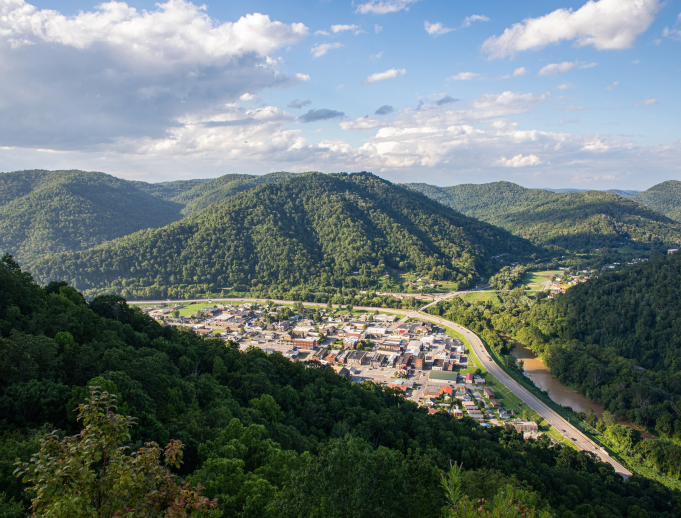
[0,0,679,189]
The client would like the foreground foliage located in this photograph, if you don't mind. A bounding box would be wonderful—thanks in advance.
[1,255,680,517]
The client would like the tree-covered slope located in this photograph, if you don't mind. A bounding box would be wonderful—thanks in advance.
[0,170,184,264]
[2,255,680,517]
[406,181,681,252]
[170,171,297,215]
[496,253,681,445]
[29,173,535,299]
[631,181,681,223]
[131,178,211,201]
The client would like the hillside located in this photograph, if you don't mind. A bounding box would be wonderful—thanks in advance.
[0,170,184,264]
[631,180,681,222]
[2,257,680,517]
[29,173,535,299]
[170,171,297,215]
[522,253,681,445]
[406,181,681,252]
[131,177,210,200]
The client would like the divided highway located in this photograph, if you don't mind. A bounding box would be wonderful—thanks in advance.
[132,295,632,479]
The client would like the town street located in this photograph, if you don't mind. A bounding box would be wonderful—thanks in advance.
[131,295,632,478]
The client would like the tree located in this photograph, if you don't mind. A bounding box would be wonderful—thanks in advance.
[441,463,551,517]
[14,387,216,518]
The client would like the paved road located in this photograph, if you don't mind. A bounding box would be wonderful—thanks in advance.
[131,295,631,479]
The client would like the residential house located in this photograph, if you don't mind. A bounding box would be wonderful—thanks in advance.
[370,354,386,368]
[483,387,495,399]
[465,373,474,384]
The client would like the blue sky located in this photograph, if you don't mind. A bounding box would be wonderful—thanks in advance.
[0,0,679,188]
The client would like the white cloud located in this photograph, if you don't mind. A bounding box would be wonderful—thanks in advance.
[294,73,311,82]
[311,42,343,58]
[370,51,384,60]
[355,0,419,14]
[468,91,550,118]
[482,0,662,59]
[239,93,257,101]
[315,30,330,36]
[363,68,406,84]
[496,154,543,167]
[375,24,383,33]
[449,72,479,81]
[513,67,528,77]
[635,98,659,106]
[538,60,597,76]
[331,24,361,34]
[556,83,575,90]
[605,81,619,91]
[582,140,610,152]
[0,0,308,150]
[424,21,454,36]
[462,14,490,27]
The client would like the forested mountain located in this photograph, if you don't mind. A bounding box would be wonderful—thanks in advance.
[0,170,184,264]
[543,188,640,197]
[29,173,535,299]
[631,181,681,223]
[169,171,297,215]
[405,181,681,252]
[131,177,210,200]
[2,256,680,517]
[526,253,681,436]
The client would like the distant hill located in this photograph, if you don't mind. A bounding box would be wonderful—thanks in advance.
[131,178,210,201]
[543,188,639,197]
[29,173,535,299]
[170,171,298,215]
[0,170,183,264]
[404,181,681,252]
[631,180,681,223]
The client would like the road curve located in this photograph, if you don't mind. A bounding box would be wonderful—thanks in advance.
[131,296,631,478]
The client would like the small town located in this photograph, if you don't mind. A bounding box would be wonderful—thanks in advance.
[142,300,541,438]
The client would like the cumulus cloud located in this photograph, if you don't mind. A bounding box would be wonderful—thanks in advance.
[449,72,479,81]
[0,0,308,149]
[239,93,258,101]
[538,60,597,76]
[482,0,661,59]
[355,0,420,14]
[363,68,406,84]
[331,24,361,34]
[375,105,395,115]
[556,83,575,90]
[288,99,312,109]
[462,14,490,27]
[311,42,343,58]
[436,96,458,106]
[425,21,454,36]
[299,109,345,122]
[496,154,543,167]
[370,51,384,60]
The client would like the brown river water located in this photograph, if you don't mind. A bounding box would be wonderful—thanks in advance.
[511,342,606,417]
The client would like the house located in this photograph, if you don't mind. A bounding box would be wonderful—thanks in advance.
[439,386,454,396]
[387,383,407,392]
[274,321,290,332]
[490,400,501,408]
[483,387,495,399]
[332,365,351,379]
[427,408,439,414]
[414,352,426,370]
[465,373,474,384]
[424,390,440,399]
[432,359,445,371]
[474,377,485,385]
[510,419,539,434]
[346,350,368,366]
[452,407,463,417]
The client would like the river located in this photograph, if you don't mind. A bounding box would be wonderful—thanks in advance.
[511,342,606,417]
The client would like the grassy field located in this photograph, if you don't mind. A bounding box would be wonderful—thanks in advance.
[460,292,501,305]
[429,371,458,381]
[520,270,561,290]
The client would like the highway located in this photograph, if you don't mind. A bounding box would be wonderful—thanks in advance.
[131,295,631,479]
